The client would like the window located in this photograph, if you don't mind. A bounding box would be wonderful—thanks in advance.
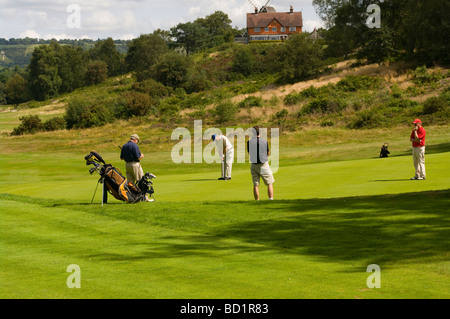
[254,27,260,32]
[272,27,277,32]
[281,27,286,32]
[289,26,296,31]
[264,27,269,32]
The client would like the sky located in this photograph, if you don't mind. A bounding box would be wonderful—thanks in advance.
[0,0,324,40]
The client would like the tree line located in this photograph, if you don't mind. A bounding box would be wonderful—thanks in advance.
[0,11,243,105]
[314,0,449,64]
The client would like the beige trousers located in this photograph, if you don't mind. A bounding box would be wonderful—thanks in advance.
[125,161,144,184]
[221,149,234,178]
[412,146,426,179]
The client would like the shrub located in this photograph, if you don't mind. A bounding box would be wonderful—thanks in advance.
[275,109,289,119]
[180,93,212,109]
[385,98,418,109]
[65,98,113,129]
[283,92,302,105]
[43,117,66,131]
[238,96,262,108]
[412,66,442,85]
[336,75,383,92]
[422,96,449,114]
[348,109,385,129]
[84,60,108,85]
[11,115,44,135]
[300,86,321,98]
[158,98,180,117]
[302,97,346,114]
[185,69,212,93]
[123,92,154,117]
[131,79,172,99]
[390,83,403,99]
[320,120,335,127]
[232,47,254,76]
[269,95,280,106]
[214,100,238,123]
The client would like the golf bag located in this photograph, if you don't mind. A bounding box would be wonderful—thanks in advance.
[379,143,390,158]
[85,151,155,204]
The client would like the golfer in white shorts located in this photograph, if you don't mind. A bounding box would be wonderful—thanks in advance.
[247,126,274,200]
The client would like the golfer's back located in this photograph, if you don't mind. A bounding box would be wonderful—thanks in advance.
[247,137,269,164]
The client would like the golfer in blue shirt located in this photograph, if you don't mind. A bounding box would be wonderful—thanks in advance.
[120,134,145,185]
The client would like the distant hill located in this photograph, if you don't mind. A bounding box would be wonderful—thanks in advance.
[0,38,130,68]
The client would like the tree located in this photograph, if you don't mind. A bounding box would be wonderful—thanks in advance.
[232,47,254,76]
[55,43,86,93]
[125,33,169,81]
[277,34,324,83]
[399,0,450,64]
[28,42,85,100]
[196,11,234,47]
[28,44,62,100]
[84,60,108,85]
[152,51,192,89]
[170,21,208,55]
[89,38,123,76]
[315,0,450,64]
[4,73,29,105]
[312,0,349,28]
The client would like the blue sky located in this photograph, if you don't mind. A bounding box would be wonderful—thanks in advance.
[0,0,323,40]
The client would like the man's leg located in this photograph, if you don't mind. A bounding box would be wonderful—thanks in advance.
[418,146,426,179]
[267,184,273,200]
[225,150,233,179]
[253,185,259,200]
[412,147,420,178]
[219,160,225,180]
[125,162,135,184]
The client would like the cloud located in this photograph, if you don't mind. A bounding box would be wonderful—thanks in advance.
[19,29,41,39]
[303,20,324,32]
[0,0,323,40]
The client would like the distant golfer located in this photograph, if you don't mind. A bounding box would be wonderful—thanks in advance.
[247,126,274,200]
[410,119,426,180]
[120,134,145,185]
[212,134,234,180]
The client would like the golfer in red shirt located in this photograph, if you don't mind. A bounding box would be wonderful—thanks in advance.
[410,119,426,180]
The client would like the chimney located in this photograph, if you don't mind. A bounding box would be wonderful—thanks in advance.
[290,5,293,14]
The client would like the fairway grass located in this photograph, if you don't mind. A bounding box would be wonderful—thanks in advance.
[0,190,449,299]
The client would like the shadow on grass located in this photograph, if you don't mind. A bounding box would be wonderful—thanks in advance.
[211,191,450,265]
[369,179,411,182]
[85,190,450,266]
[181,179,219,182]
[389,142,450,158]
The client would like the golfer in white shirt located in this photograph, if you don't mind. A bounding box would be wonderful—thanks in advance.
[212,134,234,180]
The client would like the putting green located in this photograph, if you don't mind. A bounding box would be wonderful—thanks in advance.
[1,151,449,202]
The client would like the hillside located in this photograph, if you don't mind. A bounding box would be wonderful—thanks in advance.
[1,55,449,138]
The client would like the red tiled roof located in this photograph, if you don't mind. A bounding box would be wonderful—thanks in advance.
[247,11,303,28]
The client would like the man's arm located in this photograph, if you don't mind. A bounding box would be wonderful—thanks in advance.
[411,129,420,143]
